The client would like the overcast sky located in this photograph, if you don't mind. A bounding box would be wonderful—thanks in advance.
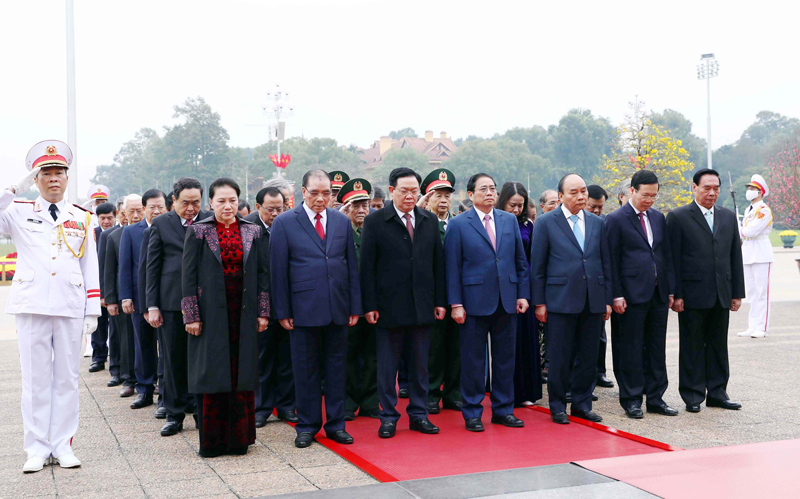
[2,0,798,196]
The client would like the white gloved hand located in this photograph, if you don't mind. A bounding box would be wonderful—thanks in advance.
[11,167,39,195]
[83,316,98,336]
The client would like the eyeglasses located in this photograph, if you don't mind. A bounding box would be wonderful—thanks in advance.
[307,190,332,198]
[476,186,497,194]
[638,194,659,201]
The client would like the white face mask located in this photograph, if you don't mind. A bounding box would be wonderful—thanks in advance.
[745,190,760,201]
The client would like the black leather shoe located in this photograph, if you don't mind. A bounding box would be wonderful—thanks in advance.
[596,375,614,388]
[119,385,135,398]
[154,406,167,419]
[646,404,679,416]
[426,401,440,414]
[185,404,196,414]
[570,409,603,423]
[89,362,105,373]
[107,376,122,387]
[706,398,742,410]
[344,411,356,422]
[625,406,644,419]
[295,432,315,448]
[491,414,525,427]
[592,393,599,401]
[551,412,569,424]
[278,411,299,423]
[410,418,439,434]
[378,421,396,438]
[686,404,701,413]
[130,394,153,409]
[160,421,183,436]
[327,430,354,444]
[398,388,409,399]
[358,408,380,419]
[443,400,463,411]
[465,418,484,432]
[255,415,268,428]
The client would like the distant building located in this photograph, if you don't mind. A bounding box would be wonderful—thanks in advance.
[359,130,457,169]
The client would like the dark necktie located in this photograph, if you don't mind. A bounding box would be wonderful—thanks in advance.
[638,212,648,241]
[49,204,58,221]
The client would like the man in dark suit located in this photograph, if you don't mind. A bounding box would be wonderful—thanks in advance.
[138,223,165,419]
[145,178,207,436]
[270,170,361,448]
[245,186,298,428]
[445,173,530,432]
[119,189,166,409]
[361,169,446,438]
[531,173,612,425]
[605,171,678,418]
[89,203,117,373]
[98,210,123,387]
[666,169,745,413]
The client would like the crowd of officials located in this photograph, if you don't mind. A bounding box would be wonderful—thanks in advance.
[6,138,773,473]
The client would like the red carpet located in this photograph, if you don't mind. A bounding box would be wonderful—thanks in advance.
[309,398,675,482]
[577,438,800,498]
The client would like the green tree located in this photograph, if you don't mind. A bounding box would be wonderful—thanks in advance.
[496,126,553,160]
[650,109,707,169]
[550,108,616,185]
[366,148,429,186]
[742,111,800,145]
[389,127,418,139]
[92,127,162,197]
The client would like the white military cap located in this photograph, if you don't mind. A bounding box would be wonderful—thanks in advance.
[88,185,110,201]
[26,140,73,171]
[746,174,769,197]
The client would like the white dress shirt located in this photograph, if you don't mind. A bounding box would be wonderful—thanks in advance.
[181,214,199,227]
[48,199,68,219]
[395,204,415,229]
[629,200,653,246]
[473,206,495,237]
[303,202,327,234]
[695,201,714,229]
[561,204,584,234]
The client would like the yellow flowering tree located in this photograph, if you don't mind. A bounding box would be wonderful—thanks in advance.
[597,102,695,212]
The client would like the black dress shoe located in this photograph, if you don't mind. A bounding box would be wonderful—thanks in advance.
[410,418,439,434]
[154,406,167,419]
[358,408,381,419]
[89,362,105,373]
[465,418,484,432]
[295,432,315,448]
[491,414,525,427]
[551,412,569,424]
[378,421,396,438]
[686,404,701,413]
[119,385,135,398]
[426,401,440,414]
[278,411,299,423]
[398,387,409,399]
[625,406,644,419]
[592,393,599,401]
[255,415,268,428]
[185,404,196,414]
[327,430,354,444]
[596,375,614,388]
[344,411,356,422]
[160,421,183,436]
[442,400,463,411]
[570,409,603,423]
[646,404,679,416]
[706,398,742,410]
[107,376,122,387]
[130,394,153,409]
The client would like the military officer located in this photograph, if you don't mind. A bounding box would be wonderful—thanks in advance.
[737,174,774,338]
[328,171,350,208]
[86,185,110,211]
[417,168,462,413]
[1,140,100,473]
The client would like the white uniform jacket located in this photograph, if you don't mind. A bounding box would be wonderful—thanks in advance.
[739,200,774,265]
[0,190,101,319]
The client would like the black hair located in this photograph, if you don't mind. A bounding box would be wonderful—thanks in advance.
[496,182,529,224]
[466,173,494,193]
[164,191,174,211]
[302,169,330,189]
[142,189,166,207]
[95,202,116,216]
[238,200,251,212]
[557,173,583,194]
[587,185,608,201]
[388,167,422,188]
[692,168,720,186]
[372,186,385,200]
[256,187,285,205]
[209,177,241,199]
[173,177,203,201]
[458,199,473,213]
[631,170,660,190]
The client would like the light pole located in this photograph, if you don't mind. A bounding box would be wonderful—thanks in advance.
[66,0,78,202]
[697,53,719,169]
[262,85,294,178]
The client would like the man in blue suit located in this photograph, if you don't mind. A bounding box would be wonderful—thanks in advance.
[605,170,678,419]
[119,189,165,410]
[445,173,530,432]
[531,173,612,425]
[270,170,362,448]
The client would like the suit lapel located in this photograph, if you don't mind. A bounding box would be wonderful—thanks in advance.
[554,209,583,252]
[295,207,325,252]
[467,208,494,250]
[583,212,594,250]
[625,204,649,246]
[324,208,337,253]
[493,209,503,254]
[168,210,186,239]
[647,208,661,244]
[689,203,713,236]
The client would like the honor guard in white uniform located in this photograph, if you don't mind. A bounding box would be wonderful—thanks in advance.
[737,174,774,338]
[0,140,100,473]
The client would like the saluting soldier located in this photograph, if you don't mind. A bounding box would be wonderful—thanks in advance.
[737,174,774,338]
[1,140,100,473]
[328,171,350,209]
[417,168,463,414]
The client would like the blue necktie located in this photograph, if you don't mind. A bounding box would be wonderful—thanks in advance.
[704,210,714,232]
[570,214,584,251]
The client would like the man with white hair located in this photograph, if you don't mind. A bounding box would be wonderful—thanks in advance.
[264,177,294,211]
[737,174,774,338]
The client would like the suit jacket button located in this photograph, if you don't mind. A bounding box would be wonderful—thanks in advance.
[583,275,586,280]
[326,256,329,260]
[328,276,332,279]
[583,259,586,263]
[496,258,499,262]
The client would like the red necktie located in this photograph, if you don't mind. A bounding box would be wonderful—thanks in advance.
[186,219,193,226]
[638,212,648,240]
[403,213,414,241]
[315,213,325,239]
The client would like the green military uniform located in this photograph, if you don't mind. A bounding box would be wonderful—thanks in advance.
[421,169,462,411]
[338,179,379,418]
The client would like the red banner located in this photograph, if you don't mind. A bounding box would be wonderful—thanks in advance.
[269,154,292,169]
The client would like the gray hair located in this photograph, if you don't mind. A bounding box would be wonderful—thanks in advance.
[617,179,631,204]
[122,193,142,210]
[539,189,556,206]
[263,177,292,193]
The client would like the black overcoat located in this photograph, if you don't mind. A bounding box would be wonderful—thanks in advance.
[181,216,270,394]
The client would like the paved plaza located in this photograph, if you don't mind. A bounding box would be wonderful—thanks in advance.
[0,248,798,497]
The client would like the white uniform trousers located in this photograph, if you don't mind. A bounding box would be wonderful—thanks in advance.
[744,262,771,334]
[17,314,83,459]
